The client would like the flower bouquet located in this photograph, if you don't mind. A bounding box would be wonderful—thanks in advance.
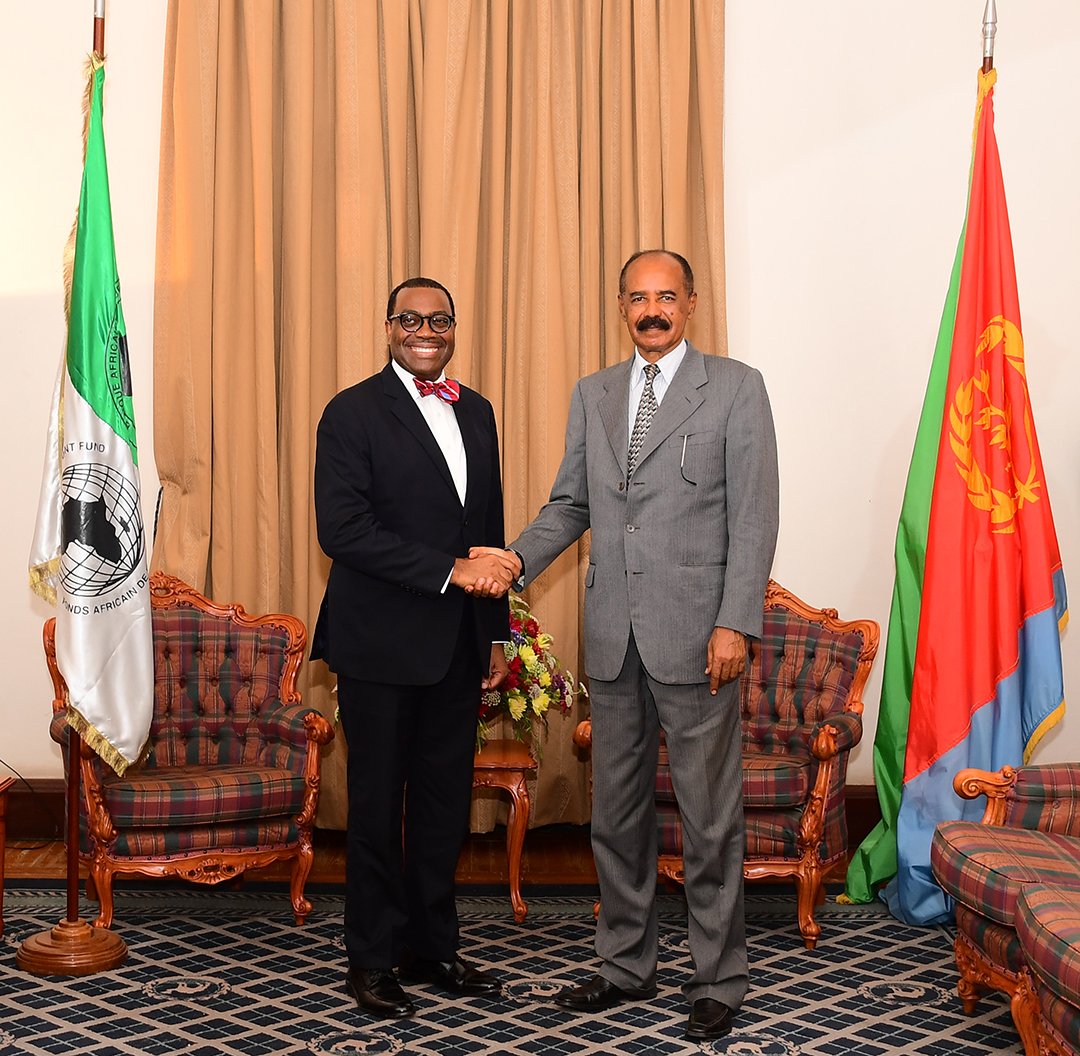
[477,593,585,753]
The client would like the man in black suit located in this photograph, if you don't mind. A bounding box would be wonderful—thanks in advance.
[312,277,513,1018]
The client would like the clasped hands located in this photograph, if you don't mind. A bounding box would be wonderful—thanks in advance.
[449,546,522,598]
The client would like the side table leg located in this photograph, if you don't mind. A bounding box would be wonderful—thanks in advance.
[504,774,531,923]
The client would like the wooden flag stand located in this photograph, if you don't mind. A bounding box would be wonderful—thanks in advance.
[17,3,128,977]
[17,729,127,974]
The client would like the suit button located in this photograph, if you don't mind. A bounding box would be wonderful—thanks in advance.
[617,481,625,492]
[626,524,636,533]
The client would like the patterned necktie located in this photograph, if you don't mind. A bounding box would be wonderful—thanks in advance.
[627,363,660,478]
[413,377,461,404]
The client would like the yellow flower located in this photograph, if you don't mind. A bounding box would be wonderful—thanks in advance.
[537,633,554,650]
[508,694,528,721]
[531,692,551,716]
[539,670,552,688]
[518,645,537,667]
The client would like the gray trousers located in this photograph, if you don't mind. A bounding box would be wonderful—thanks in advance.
[589,629,748,1007]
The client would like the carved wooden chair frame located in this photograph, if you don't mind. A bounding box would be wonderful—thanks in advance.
[574,580,879,949]
[45,571,334,928]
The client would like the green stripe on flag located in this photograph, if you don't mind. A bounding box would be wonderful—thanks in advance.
[66,64,139,464]
[843,227,966,903]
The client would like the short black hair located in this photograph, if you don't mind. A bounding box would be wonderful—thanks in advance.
[618,250,694,296]
[386,276,456,320]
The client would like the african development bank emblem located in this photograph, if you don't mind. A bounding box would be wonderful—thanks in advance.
[948,314,1041,535]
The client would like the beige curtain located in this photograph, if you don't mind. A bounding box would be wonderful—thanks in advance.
[152,0,726,830]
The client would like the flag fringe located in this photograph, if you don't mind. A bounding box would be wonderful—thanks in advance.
[1024,698,1066,765]
[28,559,61,606]
[64,705,133,777]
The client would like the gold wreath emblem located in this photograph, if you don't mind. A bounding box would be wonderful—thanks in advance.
[948,315,1041,535]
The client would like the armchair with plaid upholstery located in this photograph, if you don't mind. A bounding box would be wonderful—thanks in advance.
[930,764,1080,1018]
[576,580,879,949]
[46,572,334,928]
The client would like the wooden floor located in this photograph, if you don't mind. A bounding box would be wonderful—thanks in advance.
[4,824,599,887]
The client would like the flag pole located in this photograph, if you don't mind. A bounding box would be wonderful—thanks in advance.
[17,0,128,975]
[982,0,997,73]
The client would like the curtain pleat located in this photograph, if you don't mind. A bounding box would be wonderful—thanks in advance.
[153,0,725,831]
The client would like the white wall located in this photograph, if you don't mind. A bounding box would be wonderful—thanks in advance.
[725,2,1080,780]
[2,2,165,779]
[2,2,1077,786]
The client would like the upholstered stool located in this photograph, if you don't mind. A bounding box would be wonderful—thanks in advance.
[1012,884,1080,1055]
[472,739,536,923]
[931,820,1080,1010]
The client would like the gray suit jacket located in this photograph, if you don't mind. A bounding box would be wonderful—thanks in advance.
[511,343,779,684]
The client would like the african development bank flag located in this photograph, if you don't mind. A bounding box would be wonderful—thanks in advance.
[28,57,152,776]
[844,68,1067,924]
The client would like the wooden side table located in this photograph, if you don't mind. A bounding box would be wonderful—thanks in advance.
[472,739,537,923]
[0,776,14,938]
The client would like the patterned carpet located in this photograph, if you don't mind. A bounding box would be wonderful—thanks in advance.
[0,887,1021,1056]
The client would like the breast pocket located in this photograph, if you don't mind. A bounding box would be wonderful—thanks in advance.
[677,430,723,486]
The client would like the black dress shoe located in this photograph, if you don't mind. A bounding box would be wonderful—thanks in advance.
[345,968,415,1018]
[398,955,501,995]
[553,974,656,1012]
[686,998,733,1040]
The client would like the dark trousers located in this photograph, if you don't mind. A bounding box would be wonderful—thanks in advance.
[337,613,482,970]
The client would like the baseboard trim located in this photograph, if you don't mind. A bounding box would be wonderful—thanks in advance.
[7,778,66,840]
[6,780,885,848]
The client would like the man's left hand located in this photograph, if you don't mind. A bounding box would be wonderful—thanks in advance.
[482,644,509,690]
[706,627,747,695]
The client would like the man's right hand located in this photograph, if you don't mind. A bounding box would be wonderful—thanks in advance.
[465,547,522,597]
[450,553,515,598]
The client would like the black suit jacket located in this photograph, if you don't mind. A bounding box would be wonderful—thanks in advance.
[311,363,509,684]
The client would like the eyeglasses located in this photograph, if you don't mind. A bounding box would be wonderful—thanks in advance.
[388,311,456,333]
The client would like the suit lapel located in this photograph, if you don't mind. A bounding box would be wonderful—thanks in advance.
[599,361,632,478]
[456,395,486,514]
[380,364,459,501]
[632,344,707,471]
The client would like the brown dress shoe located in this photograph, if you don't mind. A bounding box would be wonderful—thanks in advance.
[553,973,656,1012]
[685,998,734,1040]
[398,955,501,995]
[345,968,415,1018]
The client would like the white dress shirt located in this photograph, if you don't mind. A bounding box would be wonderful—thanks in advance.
[391,358,467,504]
[392,358,467,595]
[627,339,687,432]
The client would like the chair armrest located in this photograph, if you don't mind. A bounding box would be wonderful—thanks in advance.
[953,766,1016,818]
[955,764,1080,833]
[573,719,592,752]
[792,712,862,760]
[257,704,335,753]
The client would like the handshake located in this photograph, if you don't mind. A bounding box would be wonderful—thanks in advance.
[450,546,523,598]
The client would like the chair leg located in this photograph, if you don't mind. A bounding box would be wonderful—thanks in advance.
[290,845,314,925]
[504,774,531,924]
[1010,972,1042,1056]
[84,870,99,902]
[955,934,986,1014]
[793,867,823,950]
[91,865,115,929]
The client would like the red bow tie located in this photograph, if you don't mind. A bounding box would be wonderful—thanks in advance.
[414,377,460,404]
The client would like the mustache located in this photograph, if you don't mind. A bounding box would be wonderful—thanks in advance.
[636,315,670,332]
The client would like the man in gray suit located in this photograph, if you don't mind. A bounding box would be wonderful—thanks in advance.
[473,249,779,1041]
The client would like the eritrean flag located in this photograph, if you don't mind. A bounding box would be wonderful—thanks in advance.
[844,68,1067,924]
[28,57,153,776]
